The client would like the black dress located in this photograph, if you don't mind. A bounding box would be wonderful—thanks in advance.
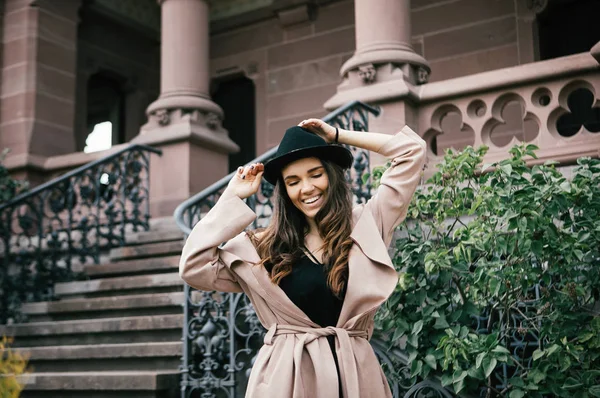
[270,250,346,397]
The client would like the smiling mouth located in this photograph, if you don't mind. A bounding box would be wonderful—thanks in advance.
[302,194,321,205]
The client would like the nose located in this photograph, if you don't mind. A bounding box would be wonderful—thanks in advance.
[300,179,315,194]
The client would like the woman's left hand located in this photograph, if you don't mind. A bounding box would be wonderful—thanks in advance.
[298,118,337,144]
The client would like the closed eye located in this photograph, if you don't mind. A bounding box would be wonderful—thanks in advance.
[312,174,323,178]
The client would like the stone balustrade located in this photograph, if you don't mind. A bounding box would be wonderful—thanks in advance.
[418,50,600,173]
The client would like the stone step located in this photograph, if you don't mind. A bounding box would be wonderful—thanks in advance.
[77,255,180,279]
[149,216,179,231]
[19,370,178,398]
[0,314,183,347]
[109,241,184,262]
[54,272,183,299]
[21,292,184,322]
[14,342,182,372]
[127,228,185,246]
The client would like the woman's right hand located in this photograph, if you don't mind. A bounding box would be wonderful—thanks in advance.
[223,162,264,199]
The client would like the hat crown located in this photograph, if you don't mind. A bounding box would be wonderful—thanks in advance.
[276,126,327,157]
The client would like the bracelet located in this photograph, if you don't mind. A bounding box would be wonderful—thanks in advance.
[335,127,339,144]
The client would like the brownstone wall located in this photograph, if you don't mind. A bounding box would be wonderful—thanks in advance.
[210,0,525,155]
[0,0,79,158]
[414,0,520,82]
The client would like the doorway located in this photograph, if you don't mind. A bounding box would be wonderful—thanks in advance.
[212,76,256,173]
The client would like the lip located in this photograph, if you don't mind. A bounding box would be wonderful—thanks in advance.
[302,194,324,208]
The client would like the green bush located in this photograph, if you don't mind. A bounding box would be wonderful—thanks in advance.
[0,148,28,204]
[373,145,600,397]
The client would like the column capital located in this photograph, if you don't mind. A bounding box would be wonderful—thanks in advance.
[340,43,430,78]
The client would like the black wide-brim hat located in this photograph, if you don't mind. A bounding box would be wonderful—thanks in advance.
[263,126,353,185]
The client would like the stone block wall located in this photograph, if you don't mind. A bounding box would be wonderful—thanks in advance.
[0,0,79,159]
[210,0,527,156]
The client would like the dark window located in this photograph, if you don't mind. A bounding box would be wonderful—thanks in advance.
[538,0,600,60]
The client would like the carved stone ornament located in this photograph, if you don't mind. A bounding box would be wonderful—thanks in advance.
[526,0,548,14]
[205,112,220,130]
[358,63,376,84]
[155,109,170,126]
[417,66,430,85]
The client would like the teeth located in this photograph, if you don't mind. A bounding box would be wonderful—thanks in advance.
[303,195,320,204]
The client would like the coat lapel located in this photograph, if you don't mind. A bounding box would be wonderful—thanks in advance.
[227,234,317,327]
[338,207,398,328]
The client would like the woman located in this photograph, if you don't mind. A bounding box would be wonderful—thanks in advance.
[179,118,426,398]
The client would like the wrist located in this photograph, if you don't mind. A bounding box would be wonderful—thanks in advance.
[221,187,240,200]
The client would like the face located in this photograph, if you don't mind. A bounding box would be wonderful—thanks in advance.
[281,157,329,220]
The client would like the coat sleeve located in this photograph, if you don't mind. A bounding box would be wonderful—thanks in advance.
[179,195,257,293]
[363,126,426,246]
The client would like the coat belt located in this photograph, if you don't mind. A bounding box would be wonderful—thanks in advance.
[263,323,368,398]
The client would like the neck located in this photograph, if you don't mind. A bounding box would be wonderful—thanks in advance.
[306,217,319,236]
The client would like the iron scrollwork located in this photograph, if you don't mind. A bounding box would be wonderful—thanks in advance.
[0,145,161,324]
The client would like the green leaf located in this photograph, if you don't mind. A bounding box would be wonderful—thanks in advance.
[434,315,450,329]
[424,354,437,370]
[476,352,486,369]
[441,374,453,387]
[532,349,545,361]
[509,390,526,398]
[501,164,513,175]
[407,333,419,348]
[546,344,560,356]
[562,377,583,390]
[412,320,424,335]
[482,356,497,378]
[589,385,600,398]
[410,359,423,377]
[453,378,466,394]
[453,369,468,383]
[491,345,510,355]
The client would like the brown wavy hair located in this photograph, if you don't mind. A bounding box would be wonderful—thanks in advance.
[247,159,353,298]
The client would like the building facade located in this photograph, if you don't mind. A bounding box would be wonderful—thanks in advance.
[1,0,599,216]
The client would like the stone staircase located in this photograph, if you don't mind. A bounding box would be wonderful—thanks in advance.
[0,218,187,398]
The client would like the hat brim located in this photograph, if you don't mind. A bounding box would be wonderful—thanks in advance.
[263,145,353,185]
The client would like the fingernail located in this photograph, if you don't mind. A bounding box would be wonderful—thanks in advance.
[250,165,254,169]
[242,175,245,179]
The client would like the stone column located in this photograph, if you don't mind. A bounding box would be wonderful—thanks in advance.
[325,0,429,162]
[132,0,238,217]
[342,0,428,81]
[0,0,81,183]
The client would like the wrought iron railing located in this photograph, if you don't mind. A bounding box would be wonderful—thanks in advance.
[0,144,161,324]
[174,101,454,398]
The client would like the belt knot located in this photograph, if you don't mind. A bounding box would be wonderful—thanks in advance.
[264,323,367,345]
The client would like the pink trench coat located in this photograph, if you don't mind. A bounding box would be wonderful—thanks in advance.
[179,126,426,398]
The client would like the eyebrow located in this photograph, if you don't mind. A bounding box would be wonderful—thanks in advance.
[283,166,324,181]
